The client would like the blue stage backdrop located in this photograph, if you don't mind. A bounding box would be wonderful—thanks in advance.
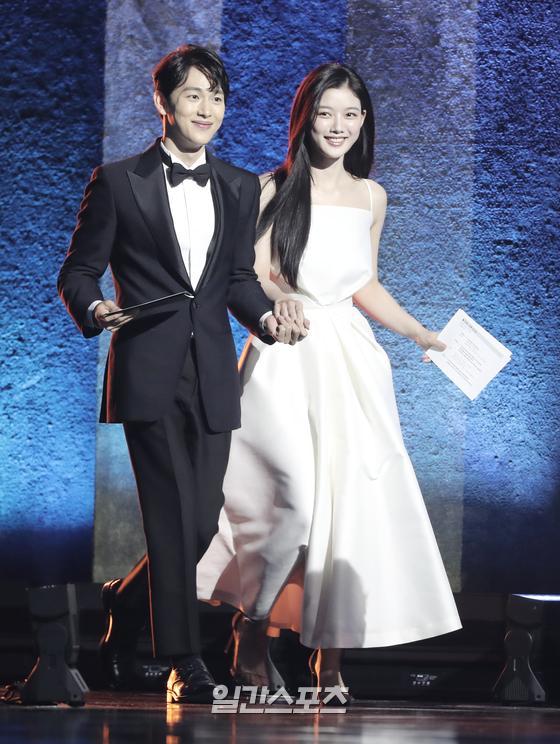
[0,0,558,591]
[0,0,105,583]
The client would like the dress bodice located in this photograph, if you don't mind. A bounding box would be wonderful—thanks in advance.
[297,205,373,305]
[271,187,374,307]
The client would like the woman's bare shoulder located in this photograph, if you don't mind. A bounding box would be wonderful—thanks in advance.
[365,178,387,202]
[259,172,276,191]
[365,179,387,227]
[259,172,277,207]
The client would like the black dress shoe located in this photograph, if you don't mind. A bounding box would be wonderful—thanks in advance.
[166,656,216,704]
[99,579,144,690]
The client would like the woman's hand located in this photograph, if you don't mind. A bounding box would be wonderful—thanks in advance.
[413,328,446,362]
[273,297,310,344]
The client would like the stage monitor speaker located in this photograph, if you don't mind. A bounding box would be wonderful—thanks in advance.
[20,584,89,706]
[493,594,553,704]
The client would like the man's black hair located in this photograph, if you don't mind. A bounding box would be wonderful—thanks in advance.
[153,44,229,102]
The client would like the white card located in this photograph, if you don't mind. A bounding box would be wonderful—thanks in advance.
[426,309,511,400]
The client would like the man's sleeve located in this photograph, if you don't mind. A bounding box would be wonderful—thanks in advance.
[57,166,117,338]
[227,173,275,343]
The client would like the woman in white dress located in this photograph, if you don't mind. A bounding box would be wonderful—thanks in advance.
[197,62,461,697]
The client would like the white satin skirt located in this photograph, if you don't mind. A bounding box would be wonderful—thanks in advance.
[197,300,461,648]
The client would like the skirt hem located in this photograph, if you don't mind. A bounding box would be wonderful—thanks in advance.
[199,589,462,649]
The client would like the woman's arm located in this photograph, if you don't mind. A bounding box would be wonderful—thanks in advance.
[353,182,444,353]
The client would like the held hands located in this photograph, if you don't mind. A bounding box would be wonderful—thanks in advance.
[94,296,309,342]
[93,300,138,332]
[265,298,310,345]
[414,328,446,362]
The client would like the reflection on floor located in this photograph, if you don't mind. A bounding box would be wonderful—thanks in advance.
[1,693,560,743]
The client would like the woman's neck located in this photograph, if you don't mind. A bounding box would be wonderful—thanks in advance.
[310,157,351,193]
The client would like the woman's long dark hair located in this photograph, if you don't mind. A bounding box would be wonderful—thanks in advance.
[257,63,374,289]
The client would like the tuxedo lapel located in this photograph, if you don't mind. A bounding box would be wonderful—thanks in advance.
[127,142,193,291]
[196,152,241,293]
[195,160,224,292]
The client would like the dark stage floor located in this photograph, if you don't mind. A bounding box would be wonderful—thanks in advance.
[1,693,560,743]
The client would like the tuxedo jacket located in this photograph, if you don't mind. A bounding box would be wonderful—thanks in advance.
[58,141,273,432]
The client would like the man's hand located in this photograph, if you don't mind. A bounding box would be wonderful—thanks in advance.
[263,314,303,345]
[94,300,137,332]
[272,298,310,344]
[264,314,287,344]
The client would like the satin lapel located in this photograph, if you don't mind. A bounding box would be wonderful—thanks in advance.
[196,153,241,293]
[195,165,224,292]
[127,143,193,290]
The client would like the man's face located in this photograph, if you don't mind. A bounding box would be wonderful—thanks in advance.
[155,66,225,150]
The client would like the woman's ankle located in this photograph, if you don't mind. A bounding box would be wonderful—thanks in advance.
[314,648,344,687]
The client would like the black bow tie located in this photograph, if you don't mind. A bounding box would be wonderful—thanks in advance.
[167,161,211,187]
[159,144,211,186]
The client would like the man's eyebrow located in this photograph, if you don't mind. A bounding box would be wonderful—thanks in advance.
[182,85,224,94]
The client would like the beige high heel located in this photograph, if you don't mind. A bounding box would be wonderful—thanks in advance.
[309,649,353,707]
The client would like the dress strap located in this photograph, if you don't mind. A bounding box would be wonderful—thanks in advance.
[363,179,374,216]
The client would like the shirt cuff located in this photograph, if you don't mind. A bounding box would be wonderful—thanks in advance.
[259,310,273,332]
[87,300,103,328]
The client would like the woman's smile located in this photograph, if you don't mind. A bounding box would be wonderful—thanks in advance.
[324,135,347,146]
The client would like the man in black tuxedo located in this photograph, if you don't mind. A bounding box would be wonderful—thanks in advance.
[58,45,302,703]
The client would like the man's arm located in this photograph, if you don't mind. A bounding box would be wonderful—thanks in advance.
[227,174,277,343]
[57,166,117,338]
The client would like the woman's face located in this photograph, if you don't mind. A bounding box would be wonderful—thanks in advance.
[309,85,365,162]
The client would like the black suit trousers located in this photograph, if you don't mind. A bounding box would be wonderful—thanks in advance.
[123,343,230,657]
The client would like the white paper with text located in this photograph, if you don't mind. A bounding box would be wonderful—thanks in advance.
[426,309,511,400]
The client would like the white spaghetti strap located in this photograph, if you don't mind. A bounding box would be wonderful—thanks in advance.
[364,178,374,216]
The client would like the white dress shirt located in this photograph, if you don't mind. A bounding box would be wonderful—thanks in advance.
[160,141,214,289]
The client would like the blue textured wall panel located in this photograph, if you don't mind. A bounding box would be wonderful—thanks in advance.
[462,0,560,591]
[219,0,347,172]
[0,0,105,582]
